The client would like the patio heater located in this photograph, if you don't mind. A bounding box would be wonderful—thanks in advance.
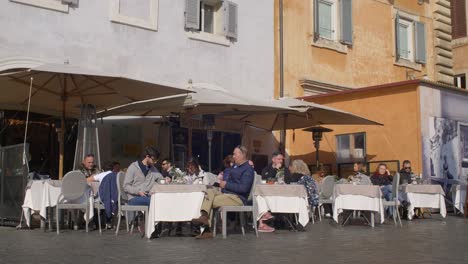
[203,114,215,172]
[303,126,333,169]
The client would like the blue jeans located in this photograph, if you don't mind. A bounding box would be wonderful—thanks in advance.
[381,185,394,216]
[128,195,151,206]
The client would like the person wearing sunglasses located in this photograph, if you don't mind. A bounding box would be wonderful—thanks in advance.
[399,160,414,185]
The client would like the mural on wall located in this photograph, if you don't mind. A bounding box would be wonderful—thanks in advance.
[426,116,467,184]
[461,124,468,181]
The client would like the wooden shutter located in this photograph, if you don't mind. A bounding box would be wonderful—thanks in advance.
[224,1,238,39]
[415,21,427,64]
[395,13,401,60]
[340,0,353,45]
[313,0,319,41]
[452,0,467,39]
[185,0,200,30]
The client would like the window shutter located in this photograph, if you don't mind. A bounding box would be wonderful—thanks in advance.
[414,21,427,64]
[185,0,200,30]
[313,0,319,41]
[224,1,238,40]
[340,0,353,45]
[451,0,467,39]
[395,13,400,60]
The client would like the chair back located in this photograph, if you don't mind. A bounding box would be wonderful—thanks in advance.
[320,175,336,199]
[116,171,128,201]
[247,173,262,202]
[359,175,372,185]
[61,170,87,200]
[391,172,400,201]
[203,172,217,185]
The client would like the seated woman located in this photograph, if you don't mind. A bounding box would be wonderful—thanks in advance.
[218,155,234,182]
[289,160,319,208]
[370,163,395,216]
[347,162,367,183]
[184,158,205,184]
[311,165,326,184]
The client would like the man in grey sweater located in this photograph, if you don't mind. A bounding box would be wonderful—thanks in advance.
[123,146,163,206]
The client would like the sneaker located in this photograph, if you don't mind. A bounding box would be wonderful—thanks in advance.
[258,224,275,233]
[195,231,213,239]
[325,213,331,218]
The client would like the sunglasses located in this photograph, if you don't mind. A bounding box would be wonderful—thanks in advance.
[404,167,411,170]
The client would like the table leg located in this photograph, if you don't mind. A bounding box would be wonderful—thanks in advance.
[371,212,375,228]
[48,207,53,232]
[40,217,46,231]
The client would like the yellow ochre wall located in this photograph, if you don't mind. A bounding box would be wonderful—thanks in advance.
[287,83,423,175]
[274,0,435,98]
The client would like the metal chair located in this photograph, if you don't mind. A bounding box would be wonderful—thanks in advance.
[382,172,402,227]
[115,172,148,236]
[318,175,336,220]
[359,175,372,185]
[212,174,261,239]
[56,170,89,234]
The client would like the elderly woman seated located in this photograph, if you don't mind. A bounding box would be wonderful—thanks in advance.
[258,160,319,232]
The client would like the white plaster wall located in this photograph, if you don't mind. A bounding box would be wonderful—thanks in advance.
[0,0,274,100]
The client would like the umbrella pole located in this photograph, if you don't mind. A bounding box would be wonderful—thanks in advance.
[59,77,67,179]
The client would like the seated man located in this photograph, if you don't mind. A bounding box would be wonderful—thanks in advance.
[160,158,181,183]
[123,146,163,207]
[80,154,100,178]
[191,145,254,239]
[261,151,290,183]
[399,160,414,184]
[87,161,120,183]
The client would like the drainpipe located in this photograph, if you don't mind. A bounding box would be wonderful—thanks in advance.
[279,0,286,153]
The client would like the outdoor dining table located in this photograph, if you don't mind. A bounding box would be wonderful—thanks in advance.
[145,184,207,239]
[22,179,95,230]
[254,184,310,227]
[401,184,447,220]
[451,184,467,215]
[332,184,384,227]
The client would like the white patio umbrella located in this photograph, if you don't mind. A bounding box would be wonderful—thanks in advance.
[0,63,191,178]
[97,83,295,171]
[227,97,382,130]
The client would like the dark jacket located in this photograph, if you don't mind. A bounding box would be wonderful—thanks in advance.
[285,172,303,184]
[223,161,254,204]
[370,173,393,186]
[98,172,118,219]
[399,169,413,184]
[261,164,290,180]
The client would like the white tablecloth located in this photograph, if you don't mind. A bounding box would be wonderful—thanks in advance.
[256,195,309,227]
[22,180,94,227]
[452,185,466,214]
[407,193,447,220]
[254,185,309,227]
[333,195,385,224]
[145,188,205,238]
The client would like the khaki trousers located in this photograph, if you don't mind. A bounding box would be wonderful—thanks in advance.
[201,189,243,219]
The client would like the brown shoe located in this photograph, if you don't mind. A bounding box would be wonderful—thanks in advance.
[195,231,213,239]
[191,215,209,227]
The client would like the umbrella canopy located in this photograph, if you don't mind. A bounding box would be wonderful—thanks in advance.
[227,97,383,130]
[97,83,292,117]
[0,63,191,117]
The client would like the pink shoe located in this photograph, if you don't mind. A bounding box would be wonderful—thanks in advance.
[261,213,274,221]
[258,224,275,233]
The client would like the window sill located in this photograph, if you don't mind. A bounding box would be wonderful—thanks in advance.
[311,37,348,54]
[186,31,231,47]
[452,37,468,48]
[10,0,69,13]
[394,59,422,71]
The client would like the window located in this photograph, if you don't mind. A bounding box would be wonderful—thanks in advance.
[455,74,467,89]
[110,0,159,31]
[313,0,352,45]
[336,132,366,163]
[451,0,467,39]
[185,0,238,45]
[395,12,426,65]
[397,18,413,61]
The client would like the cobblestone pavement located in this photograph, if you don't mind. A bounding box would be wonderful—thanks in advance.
[0,215,467,264]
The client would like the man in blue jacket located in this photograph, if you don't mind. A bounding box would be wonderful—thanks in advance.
[192,145,254,239]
